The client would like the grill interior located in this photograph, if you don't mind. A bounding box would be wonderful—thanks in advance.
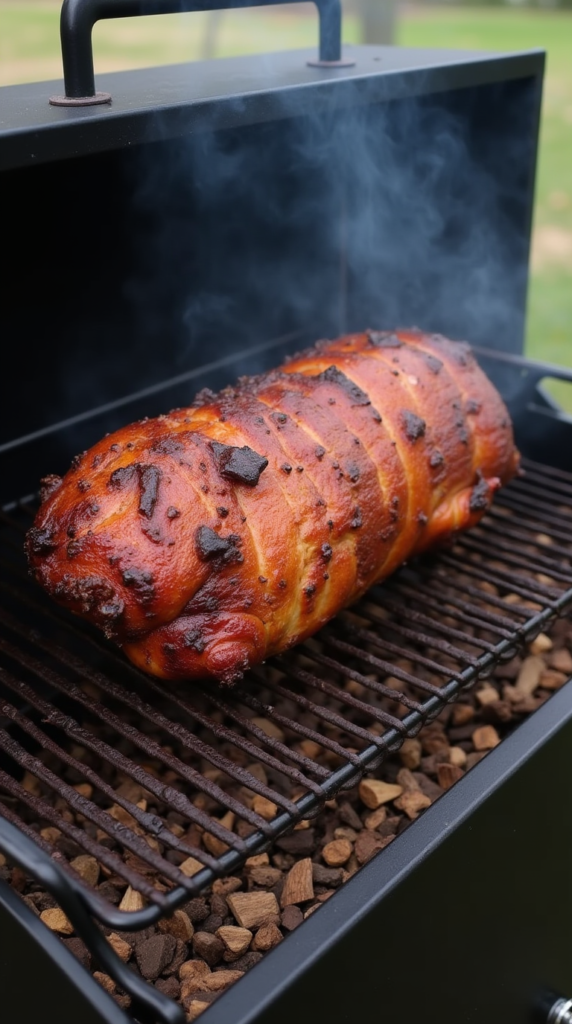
[1,457,572,925]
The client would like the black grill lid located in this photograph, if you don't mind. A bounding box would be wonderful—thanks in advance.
[0,46,544,171]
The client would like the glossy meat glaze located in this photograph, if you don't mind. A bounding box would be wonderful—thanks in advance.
[26,330,519,683]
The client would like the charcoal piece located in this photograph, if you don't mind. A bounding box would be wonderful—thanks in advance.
[280,905,304,931]
[162,939,189,977]
[312,863,343,888]
[155,976,181,1000]
[135,933,177,981]
[210,894,228,918]
[96,882,122,905]
[377,816,401,838]
[62,937,92,970]
[184,897,210,924]
[338,802,363,831]
[276,829,316,856]
[229,951,264,972]
[192,931,225,966]
[202,913,224,934]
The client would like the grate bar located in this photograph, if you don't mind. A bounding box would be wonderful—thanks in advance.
[0,666,222,866]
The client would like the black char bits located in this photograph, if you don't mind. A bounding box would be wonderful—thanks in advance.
[319,366,371,407]
[195,526,242,563]
[366,330,403,349]
[211,441,268,486]
[401,410,426,443]
[469,474,491,513]
[109,463,161,519]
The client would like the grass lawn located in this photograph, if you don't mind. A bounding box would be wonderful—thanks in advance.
[1,3,570,404]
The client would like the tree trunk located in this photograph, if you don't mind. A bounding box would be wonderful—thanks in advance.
[358,0,397,45]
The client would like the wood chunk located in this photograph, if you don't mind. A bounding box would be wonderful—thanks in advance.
[180,958,212,986]
[216,925,252,960]
[322,839,352,867]
[333,826,357,842]
[211,877,243,898]
[74,782,94,799]
[119,886,145,912]
[180,963,212,1002]
[107,932,132,963]
[475,685,499,706]
[540,669,567,690]
[252,922,283,951]
[472,725,501,751]
[451,703,475,726]
[298,739,322,759]
[136,933,176,981]
[40,908,74,935]
[529,632,553,655]
[449,746,467,768]
[437,763,465,791]
[93,971,116,995]
[549,647,572,674]
[185,1000,212,1022]
[354,830,394,865]
[281,858,314,907]
[179,856,204,878]
[364,806,388,830]
[202,969,245,992]
[203,811,235,857]
[399,738,422,769]
[245,853,269,869]
[250,717,285,742]
[40,827,62,844]
[70,855,99,887]
[358,779,403,809]
[394,790,432,820]
[251,795,278,821]
[514,655,545,697]
[421,733,449,755]
[281,905,304,931]
[227,891,280,929]
[191,931,225,966]
[158,909,194,942]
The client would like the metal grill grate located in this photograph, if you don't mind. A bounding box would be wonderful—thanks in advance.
[1,458,572,931]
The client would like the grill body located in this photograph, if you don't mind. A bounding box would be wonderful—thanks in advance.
[2,39,572,1024]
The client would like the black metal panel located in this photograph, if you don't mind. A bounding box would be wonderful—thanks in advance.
[0,878,130,1024]
[0,48,543,170]
[203,680,572,1024]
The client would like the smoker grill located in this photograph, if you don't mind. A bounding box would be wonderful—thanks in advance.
[2,2,572,1022]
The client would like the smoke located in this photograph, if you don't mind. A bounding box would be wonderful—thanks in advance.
[118,67,537,393]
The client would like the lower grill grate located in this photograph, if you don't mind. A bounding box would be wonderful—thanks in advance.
[1,457,572,930]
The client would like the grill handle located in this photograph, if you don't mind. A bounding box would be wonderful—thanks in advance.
[51,0,351,105]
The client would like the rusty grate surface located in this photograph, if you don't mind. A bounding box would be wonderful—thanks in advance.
[1,457,572,924]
